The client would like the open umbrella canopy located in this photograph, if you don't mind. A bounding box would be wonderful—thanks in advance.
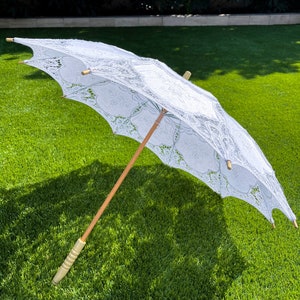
[6,37,297,283]
[8,37,296,225]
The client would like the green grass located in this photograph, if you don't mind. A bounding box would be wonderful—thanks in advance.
[0,25,299,299]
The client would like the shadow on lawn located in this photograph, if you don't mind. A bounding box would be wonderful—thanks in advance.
[0,161,246,299]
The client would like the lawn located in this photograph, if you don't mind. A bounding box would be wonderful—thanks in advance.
[0,25,299,299]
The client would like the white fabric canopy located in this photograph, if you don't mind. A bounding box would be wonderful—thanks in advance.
[11,37,296,225]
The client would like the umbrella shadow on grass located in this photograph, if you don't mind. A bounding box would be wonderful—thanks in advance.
[0,161,246,299]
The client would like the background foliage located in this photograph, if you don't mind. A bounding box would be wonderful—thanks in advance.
[0,0,300,17]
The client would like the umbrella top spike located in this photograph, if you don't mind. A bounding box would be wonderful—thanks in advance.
[6,37,14,42]
[183,71,191,80]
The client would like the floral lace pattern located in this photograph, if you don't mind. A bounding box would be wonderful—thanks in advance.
[13,37,296,225]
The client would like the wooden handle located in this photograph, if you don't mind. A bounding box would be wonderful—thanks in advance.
[52,238,86,285]
[6,37,14,42]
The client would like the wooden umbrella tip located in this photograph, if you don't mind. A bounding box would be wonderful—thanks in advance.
[272,223,276,229]
[81,69,91,75]
[293,220,298,229]
[183,71,191,80]
[226,160,232,170]
[6,37,14,42]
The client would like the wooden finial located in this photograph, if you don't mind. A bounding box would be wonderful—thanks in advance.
[293,220,298,228]
[81,69,91,75]
[183,71,191,80]
[226,160,232,170]
[6,37,14,42]
[272,223,276,229]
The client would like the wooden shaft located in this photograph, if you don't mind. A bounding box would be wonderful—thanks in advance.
[51,71,191,284]
[81,71,191,242]
[81,108,167,242]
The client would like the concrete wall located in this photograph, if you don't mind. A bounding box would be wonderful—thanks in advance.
[0,14,299,28]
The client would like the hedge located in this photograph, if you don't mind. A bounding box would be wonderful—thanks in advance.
[0,0,299,18]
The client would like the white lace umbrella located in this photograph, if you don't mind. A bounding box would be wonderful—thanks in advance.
[7,37,297,284]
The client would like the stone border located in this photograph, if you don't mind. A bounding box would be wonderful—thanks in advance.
[0,14,299,28]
